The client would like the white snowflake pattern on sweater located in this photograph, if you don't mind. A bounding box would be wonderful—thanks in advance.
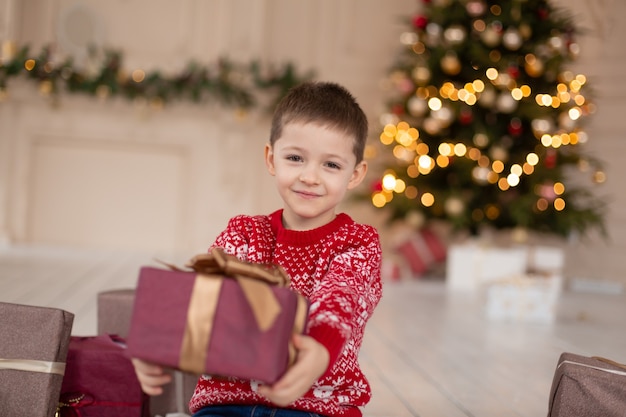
[188,210,382,417]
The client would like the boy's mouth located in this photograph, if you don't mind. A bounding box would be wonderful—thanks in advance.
[293,190,321,199]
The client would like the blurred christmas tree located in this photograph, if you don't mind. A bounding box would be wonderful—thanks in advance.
[365,0,606,238]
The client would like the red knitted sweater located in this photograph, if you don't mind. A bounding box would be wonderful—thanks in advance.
[188,209,382,417]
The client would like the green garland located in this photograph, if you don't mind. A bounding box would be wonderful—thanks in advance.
[0,44,315,111]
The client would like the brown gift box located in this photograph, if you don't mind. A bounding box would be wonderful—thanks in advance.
[0,302,74,417]
[127,248,309,384]
[98,289,197,416]
[547,352,626,417]
[98,289,136,338]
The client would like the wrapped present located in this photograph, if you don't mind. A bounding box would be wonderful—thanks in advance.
[396,238,429,276]
[548,352,626,417]
[484,273,561,323]
[528,245,565,273]
[380,256,402,282]
[395,228,446,277]
[127,248,309,384]
[447,242,566,292]
[98,288,197,415]
[420,228,447,263]
[446,242,528,291]
[0,302,74,417]
[58,334,149,417]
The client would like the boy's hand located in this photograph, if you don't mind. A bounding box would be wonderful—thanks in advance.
[131,358,173,396]
[258,333,330,406]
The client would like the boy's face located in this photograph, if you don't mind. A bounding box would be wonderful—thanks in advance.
[265,121,367,231]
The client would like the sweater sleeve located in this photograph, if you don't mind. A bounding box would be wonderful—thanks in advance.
[209,214,276,264]
[306,226,382,373]
[209,215,253,260]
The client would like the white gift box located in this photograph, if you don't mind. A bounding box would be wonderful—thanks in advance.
[446,242,565,292]
[446,242,529,291]
[528,245,564,272]
[484,273,562,323]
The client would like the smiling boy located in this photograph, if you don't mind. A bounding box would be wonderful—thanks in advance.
[133,81,383,417]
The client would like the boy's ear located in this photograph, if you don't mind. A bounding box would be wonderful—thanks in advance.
[265,143,276,176]
[347,161,368,190]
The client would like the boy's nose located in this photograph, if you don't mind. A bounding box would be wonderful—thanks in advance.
[299,165,320,184]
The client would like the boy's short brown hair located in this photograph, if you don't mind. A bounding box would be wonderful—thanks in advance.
[269,81,369,164]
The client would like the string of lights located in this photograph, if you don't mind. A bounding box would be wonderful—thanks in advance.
[362,0,606,238]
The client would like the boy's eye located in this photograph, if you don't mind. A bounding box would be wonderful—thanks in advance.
[325,161,341,170]
[286,155,302,162]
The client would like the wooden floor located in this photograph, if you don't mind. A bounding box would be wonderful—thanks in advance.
[2,244,625,417]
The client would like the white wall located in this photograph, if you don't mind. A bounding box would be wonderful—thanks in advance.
[0,0,415,255]
[551,0,626,284]
[0,0,624,284]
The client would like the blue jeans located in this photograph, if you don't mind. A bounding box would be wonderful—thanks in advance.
[192,404,323,417]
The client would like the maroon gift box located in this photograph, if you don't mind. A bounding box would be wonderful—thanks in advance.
[58,334,149,417]
[127,248,309,384]
[0,302,74,417]
[548,352,626,417]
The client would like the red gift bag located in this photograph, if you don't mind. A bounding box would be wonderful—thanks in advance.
[58,335,149,417]
[127,248,309,384]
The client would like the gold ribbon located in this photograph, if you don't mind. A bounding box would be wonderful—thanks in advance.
[0,358,66,375]
[186,248,290,287]
[179,274,223,375]
[178,274,284,374]
[182,248,290,332]
[288,294,309,366]
[174,248,300,374]
[235,275,282,331]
